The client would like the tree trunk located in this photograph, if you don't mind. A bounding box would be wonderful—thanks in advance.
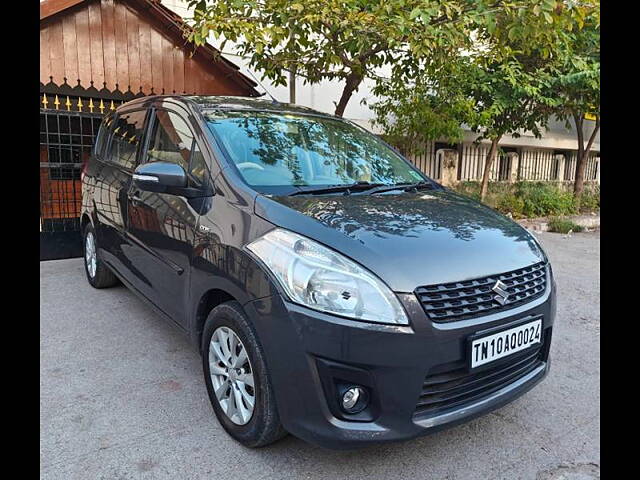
[289,67,296,103]
[287,26,296,104]
[480,137,501,201]
[334,72,363,117]
[573,113,585,198]
[573,113,600,199]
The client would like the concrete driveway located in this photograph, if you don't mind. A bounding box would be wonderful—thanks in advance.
[40,231,600,480]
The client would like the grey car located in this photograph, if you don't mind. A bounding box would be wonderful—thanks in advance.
[80,95,556,449]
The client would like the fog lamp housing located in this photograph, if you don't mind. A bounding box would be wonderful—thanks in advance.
[340,386,369,414]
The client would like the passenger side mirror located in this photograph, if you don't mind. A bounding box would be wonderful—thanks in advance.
[132,162,212,197]
[133,161,187,191]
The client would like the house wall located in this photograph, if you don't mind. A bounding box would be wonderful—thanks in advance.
[39,0,256,260]
[40,0,255,96]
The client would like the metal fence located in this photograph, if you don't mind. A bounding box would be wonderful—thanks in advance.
[401,140,477,181]
[458,144,513,182]
[564,151,600,182]
[404,141,599,184]
[40,109,103,259]
[403,140,441,180]
[40,110,102,232]
[518,149,559,181]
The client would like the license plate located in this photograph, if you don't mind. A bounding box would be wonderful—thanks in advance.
[470,319,542,369]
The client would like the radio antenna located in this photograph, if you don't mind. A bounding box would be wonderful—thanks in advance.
[245,69,279,104]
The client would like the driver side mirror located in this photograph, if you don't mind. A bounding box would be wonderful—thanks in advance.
[132,162,212,197]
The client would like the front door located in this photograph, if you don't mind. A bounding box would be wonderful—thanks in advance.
[95,109,148,275]
[124,106,211,326]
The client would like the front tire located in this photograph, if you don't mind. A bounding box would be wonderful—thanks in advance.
[202,301,287,447]
[83,224,119,289]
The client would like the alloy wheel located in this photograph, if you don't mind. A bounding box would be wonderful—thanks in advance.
[209,326,256,425]
[85,231,97,278]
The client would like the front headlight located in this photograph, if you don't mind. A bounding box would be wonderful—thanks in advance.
[246,228,409,325]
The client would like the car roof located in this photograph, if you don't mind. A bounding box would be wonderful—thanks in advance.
[116,94,338,120]
[186,95,326,115]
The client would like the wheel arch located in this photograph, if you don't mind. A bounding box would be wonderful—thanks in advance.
[80,213,92,233]
[189,247,280,352]
[194,288,237,352]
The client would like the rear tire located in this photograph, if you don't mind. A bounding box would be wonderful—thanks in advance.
[83,223,119,289]
[202,301,287,447]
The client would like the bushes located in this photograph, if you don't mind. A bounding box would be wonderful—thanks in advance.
[547,217,584,234]
[497,193,525,217]
[516,182,576,218]
[452,181,482,200]
[578,184,600,212]
[451,181,599,219]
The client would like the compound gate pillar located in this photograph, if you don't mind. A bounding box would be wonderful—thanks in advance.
[439,149,459,187]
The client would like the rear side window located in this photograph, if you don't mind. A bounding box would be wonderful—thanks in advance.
[146,109,209,186]
[107,110,147,171]
[93,114,114,157]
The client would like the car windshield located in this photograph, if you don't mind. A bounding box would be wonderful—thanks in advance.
[204,111,427,193]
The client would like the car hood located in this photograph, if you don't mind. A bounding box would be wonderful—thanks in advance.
[254,189,546,292]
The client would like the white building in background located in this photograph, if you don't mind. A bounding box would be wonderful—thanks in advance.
[161,0,600,185]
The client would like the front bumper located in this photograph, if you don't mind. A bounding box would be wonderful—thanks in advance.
[243,276,556,449]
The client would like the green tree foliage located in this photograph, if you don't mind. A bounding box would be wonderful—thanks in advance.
[185,0,503,117]
[371,53,560,202]
[463,57,560,201]
[186,1,599,201]
[546,5,600,199]
[370,0,598,200]
[369,62,473,153]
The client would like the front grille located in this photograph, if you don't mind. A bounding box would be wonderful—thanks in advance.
[415,262,547,323]
[414,346,544,417]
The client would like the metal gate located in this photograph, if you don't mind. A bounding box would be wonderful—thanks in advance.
[40,110,102,260]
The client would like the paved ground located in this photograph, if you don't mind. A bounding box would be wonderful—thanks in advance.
[40,231,600,480]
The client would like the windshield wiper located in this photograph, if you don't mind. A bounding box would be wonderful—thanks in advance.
[288,180,439,197]
[288,181,386,196]
[367,181,438,195]
[404,180,438,191]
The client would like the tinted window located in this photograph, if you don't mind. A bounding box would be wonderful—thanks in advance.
[205,112,426,190]
[147,110,193,171]
[107,110,146,170]
[94,114,114,157]
[146,110,209,185]
[190,143,208,185]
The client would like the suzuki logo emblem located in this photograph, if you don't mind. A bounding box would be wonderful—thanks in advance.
[492,280,510,305]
